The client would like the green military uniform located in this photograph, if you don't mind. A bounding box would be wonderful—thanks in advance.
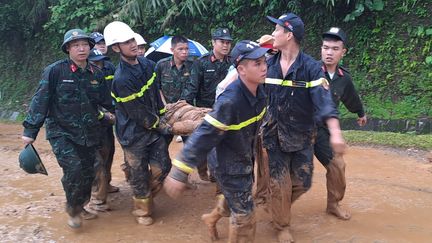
[23,59,113,217]
[155,56,193,104]
[182,51,232,108]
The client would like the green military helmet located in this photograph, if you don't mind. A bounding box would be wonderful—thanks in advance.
[19,144,48,175]
[61,28,95,54]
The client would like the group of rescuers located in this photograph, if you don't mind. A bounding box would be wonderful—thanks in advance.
[21,11,367,243]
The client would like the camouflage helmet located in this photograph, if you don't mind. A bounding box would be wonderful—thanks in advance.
[18,144,48,175]
[61,28,95,54]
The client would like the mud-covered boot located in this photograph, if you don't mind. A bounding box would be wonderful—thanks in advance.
[132,197,154,225]
[201,195,230,241]
[228,212,256,243]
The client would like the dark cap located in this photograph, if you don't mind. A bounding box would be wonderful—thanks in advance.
[212,28,233,41]
[322,27,347,44]
[266,13,305,41]
[230,40,269,67]
[90,32,105,43]
[88,48,108,62]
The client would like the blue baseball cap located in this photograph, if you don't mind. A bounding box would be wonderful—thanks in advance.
[266,13,305,41]
[90,32,105,43]
[88,48,108,61]
[230,40,269,67]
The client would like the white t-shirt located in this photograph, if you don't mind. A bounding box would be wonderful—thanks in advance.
[215,65,237,100]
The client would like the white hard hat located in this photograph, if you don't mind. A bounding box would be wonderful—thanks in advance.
[134,33,147,45]
[103,21,135,46]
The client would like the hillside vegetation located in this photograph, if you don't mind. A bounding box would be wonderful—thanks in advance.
[0,0,431,120]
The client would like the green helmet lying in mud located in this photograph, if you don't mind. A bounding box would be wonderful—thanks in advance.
[19,144,48,175]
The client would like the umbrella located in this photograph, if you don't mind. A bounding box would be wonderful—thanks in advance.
[144,35,209,62]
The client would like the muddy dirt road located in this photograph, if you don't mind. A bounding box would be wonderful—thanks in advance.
[1,123,431,242]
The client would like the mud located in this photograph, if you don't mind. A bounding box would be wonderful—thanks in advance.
[1,123,432,242]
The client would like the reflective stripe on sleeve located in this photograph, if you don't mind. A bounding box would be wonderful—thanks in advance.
[111,72,157,103]
[204,107,266,131]
[151,116,160,129]
[172,159,194,174]
[98,111,104,120]
[159,107,167,115]
[265,77,326,88]
[105,75,114,81]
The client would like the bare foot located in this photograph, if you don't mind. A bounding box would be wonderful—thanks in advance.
[201,213,219,241]
[278,228,294,243]
[327,204,351,220]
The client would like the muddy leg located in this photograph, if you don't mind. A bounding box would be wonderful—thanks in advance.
[228,212,256,243]
[325,154,350,220]
[201,194,230,241]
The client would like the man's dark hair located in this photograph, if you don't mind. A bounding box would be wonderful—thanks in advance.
[171,35,188,48]
[283,28,301,45]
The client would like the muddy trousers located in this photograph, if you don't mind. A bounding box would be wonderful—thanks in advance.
[254,136,270,205]
[314,125,346,205]
[267,145,314,231]
[49,136,96,217]
[216,169,256,242]
[93,126,115,203]
[121,136,171,217]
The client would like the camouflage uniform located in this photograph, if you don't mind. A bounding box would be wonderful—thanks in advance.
[23,59,114,217]
[155,56,193,104]
[155,56,193,144]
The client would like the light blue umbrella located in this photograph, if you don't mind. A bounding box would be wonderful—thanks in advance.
[145,35,209,62]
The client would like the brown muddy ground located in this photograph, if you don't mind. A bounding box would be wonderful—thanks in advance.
[1,123,432,243]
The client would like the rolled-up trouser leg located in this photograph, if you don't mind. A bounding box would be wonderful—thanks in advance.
[228,212,256,243]
[49,136,96,217]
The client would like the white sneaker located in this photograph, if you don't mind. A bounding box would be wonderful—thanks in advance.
[175,136,183,143]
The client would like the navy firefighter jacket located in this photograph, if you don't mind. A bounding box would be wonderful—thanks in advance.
[263,51,339,152]
[174,78,267,175]
[111,56,166,146]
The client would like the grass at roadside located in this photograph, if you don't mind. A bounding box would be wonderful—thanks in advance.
[343,130,432,151]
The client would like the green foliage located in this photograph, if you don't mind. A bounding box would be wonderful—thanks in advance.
[343,130,432,150]
[0,0,431,122]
